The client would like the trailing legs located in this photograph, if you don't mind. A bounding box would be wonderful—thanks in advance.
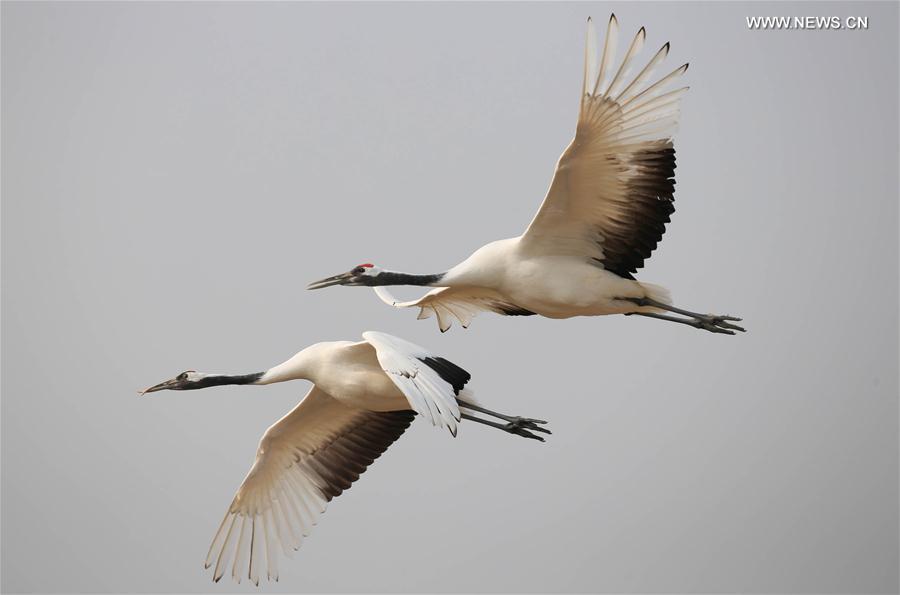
[622,296,746,335]
[457,399,551,442]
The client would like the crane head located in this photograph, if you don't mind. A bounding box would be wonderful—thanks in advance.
[307,263,382,289]
[140,370,205,395]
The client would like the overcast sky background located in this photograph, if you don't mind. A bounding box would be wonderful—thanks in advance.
[2,2,898,593]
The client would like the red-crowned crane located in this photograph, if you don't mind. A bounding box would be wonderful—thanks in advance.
[140,331,548,584]
[308,16,744,335]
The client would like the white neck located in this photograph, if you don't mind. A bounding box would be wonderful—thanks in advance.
[257,349,312,385]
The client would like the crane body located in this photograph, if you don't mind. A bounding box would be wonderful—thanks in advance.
[258,340,409,412]
[438,237,667,318]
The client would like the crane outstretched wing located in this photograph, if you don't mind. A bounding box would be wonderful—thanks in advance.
[372,286,534,332]
[520,15,688,279]
[362,330,472,435]
[205,386,414,584]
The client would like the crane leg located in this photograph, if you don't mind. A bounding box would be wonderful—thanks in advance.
[621,297,746,335]
[457,399,550,441]
[457,399,546,424]
[460,413,549,442]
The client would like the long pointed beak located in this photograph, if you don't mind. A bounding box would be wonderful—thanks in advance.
[139,377,181,395]
[307,271,354,290]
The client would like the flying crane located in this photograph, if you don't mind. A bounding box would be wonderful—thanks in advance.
[141,331,548,584]
[308,16,744,335]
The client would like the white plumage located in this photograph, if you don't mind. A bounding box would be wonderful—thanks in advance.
[141,331,548,584]
[363,331,462,433]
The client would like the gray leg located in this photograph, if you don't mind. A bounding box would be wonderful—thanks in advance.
[460,413,548,442]
[627,311,735,335]
[457,398,551,441]
[622,297,746,335]
[457,398,548,425]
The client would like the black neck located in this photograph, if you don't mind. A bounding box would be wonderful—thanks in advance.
[191,372,264,390]
[371,271,446,287]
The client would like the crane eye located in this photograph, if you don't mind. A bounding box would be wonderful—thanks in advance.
[352,267,365,275]
[177,372,189,380]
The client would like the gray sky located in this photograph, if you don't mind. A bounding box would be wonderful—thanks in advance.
[2,2,898,593]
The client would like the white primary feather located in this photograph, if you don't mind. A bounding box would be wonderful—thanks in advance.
[593,14,618,96]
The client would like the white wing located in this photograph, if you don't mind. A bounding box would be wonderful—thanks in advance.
[205,386,414,584]
[362,330,471,435]
[521,15,688,279]
[373,286,534,332]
